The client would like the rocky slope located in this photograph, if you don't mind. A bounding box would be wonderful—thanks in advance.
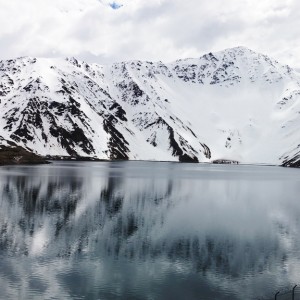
[1,46,300,165]
[0,137,48,165]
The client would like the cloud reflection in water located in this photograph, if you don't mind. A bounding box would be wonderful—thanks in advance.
[1,162,300,299]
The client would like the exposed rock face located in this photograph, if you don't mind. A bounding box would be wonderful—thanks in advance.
[0,137,48,165]
[1,47,300,165]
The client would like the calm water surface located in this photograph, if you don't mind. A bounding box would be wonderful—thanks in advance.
[1,161,300,299]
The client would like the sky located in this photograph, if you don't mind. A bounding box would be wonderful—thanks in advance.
[0,0,299,67]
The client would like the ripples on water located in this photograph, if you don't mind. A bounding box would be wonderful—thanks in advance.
[1,161,300,299]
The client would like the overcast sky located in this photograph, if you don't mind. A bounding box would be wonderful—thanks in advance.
[0,0,299,67]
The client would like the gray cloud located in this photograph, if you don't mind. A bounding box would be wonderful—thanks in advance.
[0,0,299,67]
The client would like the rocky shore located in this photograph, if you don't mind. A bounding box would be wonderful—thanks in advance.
[0,146,49,165]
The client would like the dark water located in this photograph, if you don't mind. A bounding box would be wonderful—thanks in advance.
[1,161,300,299]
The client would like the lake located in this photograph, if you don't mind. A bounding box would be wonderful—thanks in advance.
[1,161,300,299]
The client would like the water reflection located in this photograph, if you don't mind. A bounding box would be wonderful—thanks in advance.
[1,162,300,299]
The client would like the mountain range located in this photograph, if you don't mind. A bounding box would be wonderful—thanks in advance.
[1,46,300,166]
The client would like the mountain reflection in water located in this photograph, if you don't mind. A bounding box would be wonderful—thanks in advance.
[1,161,300,299]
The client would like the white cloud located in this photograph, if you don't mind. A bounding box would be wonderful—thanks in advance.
[0,0,299,67]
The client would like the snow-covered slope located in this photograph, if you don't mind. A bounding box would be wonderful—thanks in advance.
[1,46,300,165]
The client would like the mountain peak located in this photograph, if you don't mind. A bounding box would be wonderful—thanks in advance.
[205,46,261,60]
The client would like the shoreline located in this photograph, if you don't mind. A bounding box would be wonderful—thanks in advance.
[0,146,297,168]
[0,157,291,169]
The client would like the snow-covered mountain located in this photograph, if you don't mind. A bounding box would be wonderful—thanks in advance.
[1,46,300,166]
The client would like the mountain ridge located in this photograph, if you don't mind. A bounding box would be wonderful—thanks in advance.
[1,47,300,166]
